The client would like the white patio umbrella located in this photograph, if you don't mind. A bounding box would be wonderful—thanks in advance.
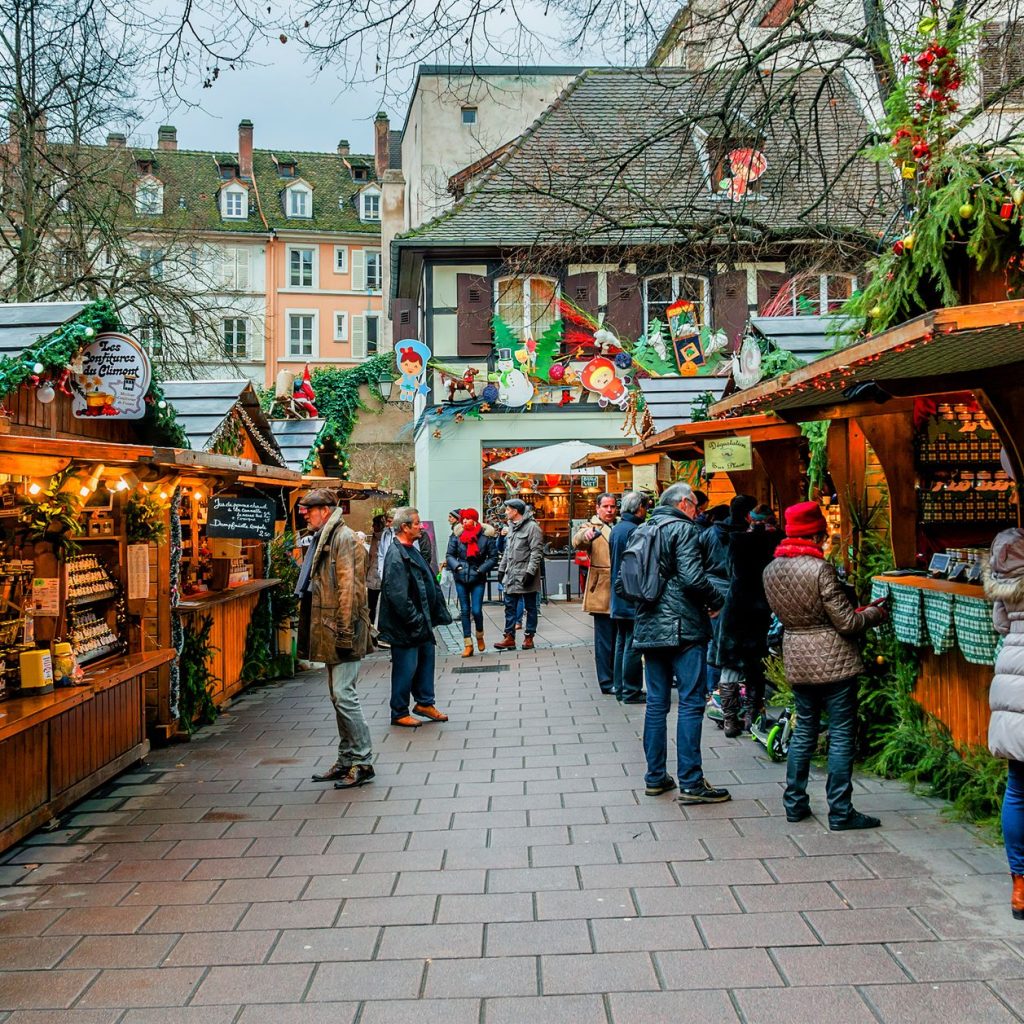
[485,440,609,476]
[486,440,610,600]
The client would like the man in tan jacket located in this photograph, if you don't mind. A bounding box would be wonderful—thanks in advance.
[296,490,375,790]
[573,492,618,694]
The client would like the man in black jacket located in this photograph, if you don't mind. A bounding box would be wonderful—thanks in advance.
[378,507,453,728]
[609,490,648,704]
[633,483,730,805]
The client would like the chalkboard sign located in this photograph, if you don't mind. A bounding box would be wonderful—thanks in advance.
[206,495,277,540]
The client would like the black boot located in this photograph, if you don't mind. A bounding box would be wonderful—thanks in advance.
[720,680,742,738]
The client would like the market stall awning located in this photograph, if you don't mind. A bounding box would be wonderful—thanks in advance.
[572,413,801,471]
[713,300,1024,420]
[486,440,610,476]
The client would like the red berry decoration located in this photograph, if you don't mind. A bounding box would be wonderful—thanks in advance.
[892,239,905,255]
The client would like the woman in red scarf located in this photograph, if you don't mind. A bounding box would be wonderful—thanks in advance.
[445,508,499,657]
[763,502,888,831]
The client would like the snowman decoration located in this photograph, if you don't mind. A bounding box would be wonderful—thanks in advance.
[493,348,535,408]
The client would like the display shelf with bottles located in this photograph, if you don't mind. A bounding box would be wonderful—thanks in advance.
[64,550,126,666]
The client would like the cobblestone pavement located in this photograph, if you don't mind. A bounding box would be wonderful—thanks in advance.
[1,628,1023,1023]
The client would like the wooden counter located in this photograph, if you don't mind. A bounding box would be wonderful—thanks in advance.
[177,579,281,706]
[874,574,992,748]
[0,648,176,853]
[874,573,986,598]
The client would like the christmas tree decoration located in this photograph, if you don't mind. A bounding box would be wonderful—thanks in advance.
[36,383,55,404]
[614,352,632,369]
[533,320,563,381]
[958,202,974,218]
[548,363,565,382]
[481,383,499,403]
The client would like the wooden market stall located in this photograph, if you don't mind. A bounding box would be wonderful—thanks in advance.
[155,386,303,716]
[711,299,1024,748]
[0,302,178,850]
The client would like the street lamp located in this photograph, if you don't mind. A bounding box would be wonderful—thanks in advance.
[377,374,395,402]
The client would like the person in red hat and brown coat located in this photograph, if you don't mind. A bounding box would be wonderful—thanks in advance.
[763,501,888,830]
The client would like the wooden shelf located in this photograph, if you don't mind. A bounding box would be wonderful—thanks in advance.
[177,578,280,611]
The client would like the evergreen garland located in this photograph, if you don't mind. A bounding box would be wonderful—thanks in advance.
[261,354,394,476]
[240,589,276,683]
[178,613,218,733]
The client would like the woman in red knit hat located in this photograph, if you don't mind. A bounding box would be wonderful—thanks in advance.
[445,508,498,657]
[762,501,888,830]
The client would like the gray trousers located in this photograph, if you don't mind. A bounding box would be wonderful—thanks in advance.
[328,661,373,766]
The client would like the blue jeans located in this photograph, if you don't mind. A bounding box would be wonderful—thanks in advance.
[643,643,707,789]
[593,613,615,692]
[785,679,858,825]
[504,591,538,634]
[390,642,436,720]
[613,618,643,701]
[1004,760,1024,875]
[327,661,373,766]
[455,579,485,637]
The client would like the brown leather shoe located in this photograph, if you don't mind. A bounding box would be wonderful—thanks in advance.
[476,631,486,652]
[391,715,421,728]
[333,765,375,789]
[1013,874,1024,920]
[493,633,516,650]
[311,763,349,782]
[413,704,449,722]
[521,634,535,650]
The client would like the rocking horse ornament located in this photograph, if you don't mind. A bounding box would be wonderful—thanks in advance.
[446,366,480,402]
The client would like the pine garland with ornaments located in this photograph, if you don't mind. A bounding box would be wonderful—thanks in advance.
[0,298,187,448]
[844,11,1024,334]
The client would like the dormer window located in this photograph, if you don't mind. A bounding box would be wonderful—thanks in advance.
[693,127,767,200]
[135,176,164,215]
[286,181,312,218]
[360,187,381,222]
[274,154,298,178]
[220,182,249,221]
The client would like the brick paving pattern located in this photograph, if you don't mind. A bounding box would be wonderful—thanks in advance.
[0,609,1022,1022]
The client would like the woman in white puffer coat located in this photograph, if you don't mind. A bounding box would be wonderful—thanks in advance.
[985,527,1024,921]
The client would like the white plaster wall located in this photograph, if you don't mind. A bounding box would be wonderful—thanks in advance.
[413,410,628,530]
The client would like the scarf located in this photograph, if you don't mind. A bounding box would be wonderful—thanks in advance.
[461,520,482,558]
[774,538,825,559]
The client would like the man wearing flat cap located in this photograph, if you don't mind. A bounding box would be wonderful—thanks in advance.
[295,489,375,789]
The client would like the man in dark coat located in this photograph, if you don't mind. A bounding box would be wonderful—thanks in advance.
[295,489,375,789]
[494,499,543,650]
[634,482,729,804]
[609,490,647,703]
[378,506,454,728]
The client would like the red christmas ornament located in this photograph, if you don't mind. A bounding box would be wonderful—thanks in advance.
[892,239,905,255]
[1001,200,1015,220]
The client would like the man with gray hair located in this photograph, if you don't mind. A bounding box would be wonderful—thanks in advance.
[633,482,730,804]
[377,506,453,727]
[609,490,648,703]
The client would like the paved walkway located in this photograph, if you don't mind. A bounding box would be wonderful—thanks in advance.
[1,626,1023,1022]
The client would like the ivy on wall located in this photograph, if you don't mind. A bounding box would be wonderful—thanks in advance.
[178,614,218,733]
[261,353,394,476]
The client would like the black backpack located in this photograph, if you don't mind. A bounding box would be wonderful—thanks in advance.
[615,518,673,605]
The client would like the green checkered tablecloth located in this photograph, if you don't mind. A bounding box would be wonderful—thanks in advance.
[871,577,998,666]
[922,590,956,655]
[953,593,1001,665]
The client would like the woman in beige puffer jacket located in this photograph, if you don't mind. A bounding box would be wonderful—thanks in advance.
[984,527,1024,921]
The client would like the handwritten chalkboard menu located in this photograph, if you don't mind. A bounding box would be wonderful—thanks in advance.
[206,495,276,540]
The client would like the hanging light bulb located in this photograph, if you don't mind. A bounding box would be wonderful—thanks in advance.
[157,400,167,410]
[27,480,43,496]
[32,362,44,374]
[115,471,139,492]
[83,327,95,338]
[36,383,56,404]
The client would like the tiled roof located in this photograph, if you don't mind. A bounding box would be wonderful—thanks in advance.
[388,130,403,170]
[63,144,382,237]
[0,302,88,359]
[397,67,893,250]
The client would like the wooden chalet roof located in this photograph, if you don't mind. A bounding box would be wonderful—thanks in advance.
[0,302,88,359]
[712,300,1024,419]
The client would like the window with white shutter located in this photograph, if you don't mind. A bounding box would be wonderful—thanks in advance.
[351,250,366,291]
[351,314,366,358]
[334,311,348,341]
[220,248,250,290]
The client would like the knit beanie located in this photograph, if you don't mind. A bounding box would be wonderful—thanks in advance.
[461,508,480,522]
[784,501,827,539]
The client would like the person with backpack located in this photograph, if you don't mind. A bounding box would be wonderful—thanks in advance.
[630,482,729,804]
[762,501,887,829]
[573,492,619,694]
[609,490,648,704]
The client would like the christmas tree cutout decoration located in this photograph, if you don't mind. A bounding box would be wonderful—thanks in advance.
[535,320,563,381]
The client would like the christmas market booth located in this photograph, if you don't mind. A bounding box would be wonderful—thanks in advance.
[0,300,185,850]
[711,299,1024,748]
[159,380,303,715]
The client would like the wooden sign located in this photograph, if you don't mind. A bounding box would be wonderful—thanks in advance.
[71,332,152,419]
[206,495,276,540]
[704,436,753,473]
